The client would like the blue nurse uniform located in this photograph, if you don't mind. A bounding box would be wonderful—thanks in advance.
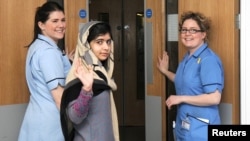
[174,43,224,141]
[18,34,71,141]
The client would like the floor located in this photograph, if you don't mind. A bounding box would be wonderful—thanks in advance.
[119,126,145,141]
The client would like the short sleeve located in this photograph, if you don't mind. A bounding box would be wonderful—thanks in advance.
[39,48,65,90]
[200,56,224,93]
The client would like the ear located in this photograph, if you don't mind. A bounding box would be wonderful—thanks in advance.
[38,21,45,31]
[202,32,207,40]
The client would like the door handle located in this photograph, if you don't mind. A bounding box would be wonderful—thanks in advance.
[124,25,130,30]
[116,25,130,30]
[124,25,130,61]
[116,25,130,61]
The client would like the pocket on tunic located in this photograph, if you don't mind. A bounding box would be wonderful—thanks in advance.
[183,113,209,141]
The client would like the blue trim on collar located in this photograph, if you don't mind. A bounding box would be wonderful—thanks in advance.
[192,43,208,58]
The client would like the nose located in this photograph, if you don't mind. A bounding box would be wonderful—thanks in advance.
[103,41,110,50]
[59,21,66,27]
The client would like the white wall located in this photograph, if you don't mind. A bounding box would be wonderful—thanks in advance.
[240,0,250,124]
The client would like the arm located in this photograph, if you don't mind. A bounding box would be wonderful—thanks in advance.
[40,48,69,110]
[51,85,64,109]
[67,89,93,124]
[157,51,175,82]
[67,58,94,124]
[166,90,221,110]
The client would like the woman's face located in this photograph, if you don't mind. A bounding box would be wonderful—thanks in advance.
[90,33,112,61]
[38,11,66,43]
[180,19,206,51]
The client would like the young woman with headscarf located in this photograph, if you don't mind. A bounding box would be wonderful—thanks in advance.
[60,21,119,141]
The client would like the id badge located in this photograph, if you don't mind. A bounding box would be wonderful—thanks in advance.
[181,118,190,130]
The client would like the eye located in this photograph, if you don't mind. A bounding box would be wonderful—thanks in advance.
[181,29,187,32]
[180,28,188,33]
[190,29,197,33]
[61,18,66,22]
[52,19,58,23]
[96,40,103,45]
[106,39,112,45]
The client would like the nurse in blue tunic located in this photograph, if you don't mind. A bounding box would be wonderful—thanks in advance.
[157,11,224,141]
[18,2,71,141]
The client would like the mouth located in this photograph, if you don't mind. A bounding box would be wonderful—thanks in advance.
[101,53,109,56]
[184,37,193,41]
[55,28,65,33]
[55,30,64,33]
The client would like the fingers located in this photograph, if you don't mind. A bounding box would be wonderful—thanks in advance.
[75,58,82,69]
[74,59,82,75]
[86,65,94,74]
[70,49,75,54]
[163,52,169,60]
[165,99,171,110]
[163,51,168,56]
[166,95,175,110]
[87,64,93,70]
[65,48,75,61]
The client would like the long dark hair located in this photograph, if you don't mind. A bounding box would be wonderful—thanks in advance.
[26,1,64,47]
[87,22,113,43]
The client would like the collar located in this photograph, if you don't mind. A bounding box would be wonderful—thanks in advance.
[37,34,58,48]
[192,43,208,58]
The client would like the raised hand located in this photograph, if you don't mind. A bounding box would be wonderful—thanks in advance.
[74,58,94,92]
[65,48,75,62]
[157,51,170,74]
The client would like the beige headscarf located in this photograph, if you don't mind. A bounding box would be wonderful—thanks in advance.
[66,21,119,141]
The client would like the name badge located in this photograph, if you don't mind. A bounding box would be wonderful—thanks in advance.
[182,118,190,130]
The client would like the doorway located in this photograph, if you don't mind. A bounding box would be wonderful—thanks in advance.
[89,0,145,141]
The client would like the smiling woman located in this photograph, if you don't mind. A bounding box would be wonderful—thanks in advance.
[18,2,71,141]
[38,10,66,44]
[158,11,224,141]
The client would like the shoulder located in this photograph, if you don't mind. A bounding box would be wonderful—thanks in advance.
[200,48,222,63]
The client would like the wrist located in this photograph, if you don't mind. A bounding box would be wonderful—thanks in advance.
[80,88,93,97]
[82,85,92,92]
[164,70,169,76]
